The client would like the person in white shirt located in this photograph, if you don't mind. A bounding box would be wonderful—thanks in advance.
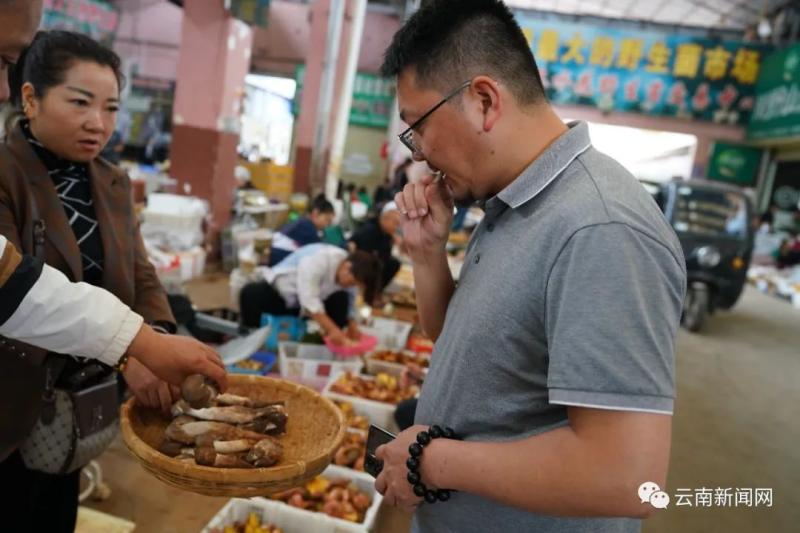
[239,244,382,345]
[0,235,226,390]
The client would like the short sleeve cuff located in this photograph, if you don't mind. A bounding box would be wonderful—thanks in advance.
[549,388,673,415]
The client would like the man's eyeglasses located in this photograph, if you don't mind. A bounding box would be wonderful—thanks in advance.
[398,79,471,155]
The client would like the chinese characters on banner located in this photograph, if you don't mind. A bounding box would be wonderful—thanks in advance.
[516,15,772,125]
[42,0,119,45]
[747,43,800,141]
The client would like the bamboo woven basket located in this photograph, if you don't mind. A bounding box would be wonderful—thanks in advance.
[120,375,346,497]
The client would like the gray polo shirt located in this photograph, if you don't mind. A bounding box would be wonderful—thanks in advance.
[413,121,686,533]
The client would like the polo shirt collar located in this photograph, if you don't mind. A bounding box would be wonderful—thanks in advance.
[495,120,592,210]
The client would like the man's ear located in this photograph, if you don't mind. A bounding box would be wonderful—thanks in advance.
[471,76,502,132]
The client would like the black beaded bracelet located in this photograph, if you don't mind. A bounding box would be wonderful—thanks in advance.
[406,425,459,503]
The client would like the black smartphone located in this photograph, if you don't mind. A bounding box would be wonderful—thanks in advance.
[363,424,396,478]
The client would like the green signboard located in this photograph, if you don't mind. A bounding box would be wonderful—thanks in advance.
[516,14,771,125]
[230,0,270,28]
[707,142,763,187]
[746,43,800,142]
[293,65,395,129]
[42,0,119,45]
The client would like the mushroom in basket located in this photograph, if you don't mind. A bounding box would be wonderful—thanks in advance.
[157,374,289,468]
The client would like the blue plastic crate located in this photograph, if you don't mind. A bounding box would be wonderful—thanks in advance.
[226,350,277,375]
[261,314,307,351]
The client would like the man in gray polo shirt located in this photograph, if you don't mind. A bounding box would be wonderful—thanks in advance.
[373,1,686,532]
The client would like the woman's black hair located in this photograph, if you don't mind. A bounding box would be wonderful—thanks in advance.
[9,30,124,109]
[347,251,383,304]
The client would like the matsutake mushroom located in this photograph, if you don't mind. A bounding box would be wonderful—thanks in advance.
[181,374,218,409]
[164,416,267,445]
[171,400,287,431]
[246,437,283,467]
[194,447,253,468]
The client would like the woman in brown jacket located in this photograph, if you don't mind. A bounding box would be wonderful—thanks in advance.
[0,31,178,531]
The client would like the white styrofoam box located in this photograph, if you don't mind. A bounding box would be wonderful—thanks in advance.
[202,498,319,533]
[141,194,209,251]
[331,397,375,430]
[360,317,412,350]
[235,465,382,533]
[363,351,430,379]
[332,428,369,473]
[322,373,400,433]
[279,342,364,391]
[177,246,206,280]
[146,192,208,214]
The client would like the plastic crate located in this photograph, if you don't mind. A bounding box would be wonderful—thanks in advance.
[360,317,412,350]
[241,465,381,533]
[263,315,307,351]
[203,465,382,532]
[278,342,364,391]
[322,374,400,433]
[226,351,277,376]
[364,351,430,379]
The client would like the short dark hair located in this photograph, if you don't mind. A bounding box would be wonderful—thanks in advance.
[311,194,335,214]
[9,30,124,109]
[347,251,382,303]
[381,0,545,106]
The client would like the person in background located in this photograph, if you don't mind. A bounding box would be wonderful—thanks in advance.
[348,201,403,292]
[144,112,171,165]
[392,157,412,195]
[99,127,124,164]
[373,177,394,208]
[239,244,382,345]
[269,194,335,266]
[346,182,357,201]
[357,185,373,210]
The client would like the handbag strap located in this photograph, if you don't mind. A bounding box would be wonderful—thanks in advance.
[29,189,45,262]
[39,355,67,424]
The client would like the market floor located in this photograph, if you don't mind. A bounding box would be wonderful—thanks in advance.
[85,287,799,532]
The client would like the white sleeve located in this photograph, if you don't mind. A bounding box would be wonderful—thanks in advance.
[296,253,328,315]
[0,263,144,365]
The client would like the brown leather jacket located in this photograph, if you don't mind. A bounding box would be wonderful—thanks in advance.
[0,123,175,461]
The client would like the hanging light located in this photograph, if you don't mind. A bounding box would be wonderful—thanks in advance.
[757,17,772,38]
[757,0,772,39]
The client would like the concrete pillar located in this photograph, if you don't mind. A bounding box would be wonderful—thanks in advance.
[293,0,334,194]
[170,0,253,249]
[325,0,368,201]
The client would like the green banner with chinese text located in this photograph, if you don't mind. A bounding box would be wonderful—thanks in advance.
[293,65,395,129]
[746,43,800,142]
